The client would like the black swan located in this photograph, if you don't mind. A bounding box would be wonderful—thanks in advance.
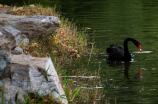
[106,38,141,60]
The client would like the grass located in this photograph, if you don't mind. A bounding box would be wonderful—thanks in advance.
[62,66,105,104]
[1,82,4,104]
[0,4,106,103]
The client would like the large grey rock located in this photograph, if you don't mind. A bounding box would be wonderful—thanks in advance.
[0,13,60,40]
[0,54,68,104]
[0,13,60,51]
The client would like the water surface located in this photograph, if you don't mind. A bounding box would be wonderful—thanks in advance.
[54,0,158,103]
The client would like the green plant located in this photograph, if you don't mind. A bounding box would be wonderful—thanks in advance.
[1,82,5,104]
[71,84,83,101]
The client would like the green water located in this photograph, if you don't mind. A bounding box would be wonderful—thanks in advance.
[63,1,158,103]
[4,0,158,103]
[56,1,158,103]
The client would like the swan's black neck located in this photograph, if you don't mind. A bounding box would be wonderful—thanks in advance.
[123,38,134,60]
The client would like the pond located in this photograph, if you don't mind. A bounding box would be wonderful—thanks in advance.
[4,0,158,103]
[54,1,158,103]
[57,0,158,103]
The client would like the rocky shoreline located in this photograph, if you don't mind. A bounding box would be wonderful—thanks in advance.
[0,8,68,104]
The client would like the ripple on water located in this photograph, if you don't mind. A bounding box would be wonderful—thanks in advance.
[132,51,153,53]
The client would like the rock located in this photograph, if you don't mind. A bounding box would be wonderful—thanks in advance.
[16,35,29,46]
[11,47,23,54]
[0,50,10,78]
[0,38,12,52]
[8,54,68,104]
[0,50,10,63]
[0,25,21,37]
[0,13,60,51]
[0,83,27,104]
[0,25,21,51]
[0,13,60,40]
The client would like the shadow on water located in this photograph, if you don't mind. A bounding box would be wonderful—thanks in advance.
[124,61,131,80]
[107,60,132,80]
[106,58,144,81]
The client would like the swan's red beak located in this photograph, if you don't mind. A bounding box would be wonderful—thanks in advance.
[138,45,142,51]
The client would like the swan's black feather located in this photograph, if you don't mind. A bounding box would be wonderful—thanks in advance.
[106,45,124,60]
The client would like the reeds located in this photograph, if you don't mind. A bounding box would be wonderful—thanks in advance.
[61,67,104,104]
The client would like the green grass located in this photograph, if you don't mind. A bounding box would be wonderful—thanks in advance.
[1,82,4,104]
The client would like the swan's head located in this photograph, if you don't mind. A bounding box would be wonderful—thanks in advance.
[132,39,142,51]
[138,44,142,51]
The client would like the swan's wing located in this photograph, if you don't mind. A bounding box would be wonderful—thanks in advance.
[117,45,124,51]
[106,45,124,60]
[106,45,124,53]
